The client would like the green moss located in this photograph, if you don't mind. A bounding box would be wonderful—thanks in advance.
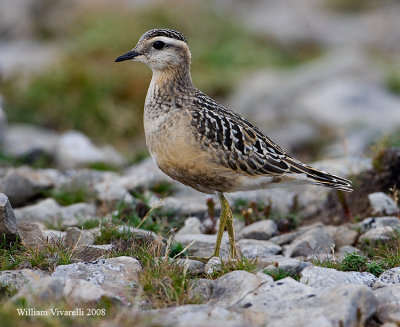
[313,251,386,277]
[0,235,75,272]
[88,162,121,172]
[210,257,258,279]
[264,268,301,281]
[168,242,188,258]
[43,184,94,206]
[361,229,400,269]
[385,72,400,95]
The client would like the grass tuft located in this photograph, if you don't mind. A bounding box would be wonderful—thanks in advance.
[313,251,386,277]
[43,184,94,206]
[264,268,301,281]
[210,256,258,279]
[0,235,75,272]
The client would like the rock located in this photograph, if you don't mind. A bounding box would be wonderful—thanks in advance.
[14,199,96,227]
[117,226,163,244]
[359,216,400,234]
[300,266,377,288]
[374,285,400,324]
[286,227,334,258]
[65,227,95,247]
[122,157,176,190]
[14,198,59,224]
[323,225,358,247]
[262,257,310,274]
[269,230,300,245]
[174,233,230,258]
[176,259,205,276]
[59,202,96,225]
[175,217,202,236]
[368,192,399,216]
[0,269,48,290]
[94,180,134,204]
[16,222,46,248]
[0,41,60,78]
[239,220,277,240]
[159,195,210,216]
[0,167,55,206]
[52,256,142,296]
[229,42,400,157]
[73,244,113,262]
[359,226,397,243]
[235,0,400,48]
[298,79,400,156]
[3,124,58,159]
[204,257,222,275]
[232,278,377,327]
[189,278,215,302]
[13,276,119,305]
[0,193,17,237]
[43,230,66,242]
[148,304,247,327]
[55,130,125,169]
[373,267,400,289]
[63,278,120,305]
[237,239,281,258]
[207,270,267,307]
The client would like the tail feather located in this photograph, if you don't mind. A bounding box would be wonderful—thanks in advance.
[285,158,353,192]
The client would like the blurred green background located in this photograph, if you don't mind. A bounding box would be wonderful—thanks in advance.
[0,0,319,156]
[1,0,399,162]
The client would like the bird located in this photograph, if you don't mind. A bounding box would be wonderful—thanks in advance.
[115,28,352,259]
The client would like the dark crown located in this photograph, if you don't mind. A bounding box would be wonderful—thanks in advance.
[139,29,187,44]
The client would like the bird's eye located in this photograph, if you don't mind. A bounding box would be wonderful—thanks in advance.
[153,41,165,50]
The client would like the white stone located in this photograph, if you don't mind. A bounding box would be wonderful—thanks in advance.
[14,199,96,227]
[359,226,397,243]
[237,239,281,258]
[359,216,400,234]
[373,267,400,289]
[4,124,59,158]
[207,270,267,307]
[52,256,142,295]
[286,227,334,257]
[175,217,202,236]
[55,130,125,169]
[232,278,377,327]
[0,193,17,237]
[368,192,399,216]
[300,266,377,288]
[239,220,277,240]
[374,285,400,323]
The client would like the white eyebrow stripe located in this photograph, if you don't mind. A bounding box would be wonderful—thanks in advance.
[147,36,187,47]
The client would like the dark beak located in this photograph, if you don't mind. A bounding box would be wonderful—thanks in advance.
[115,50,140,62]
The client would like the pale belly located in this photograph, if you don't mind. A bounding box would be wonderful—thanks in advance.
[144,112,237,193]
[143,109,309,194]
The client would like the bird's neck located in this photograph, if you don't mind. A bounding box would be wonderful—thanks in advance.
[150,64,193,95]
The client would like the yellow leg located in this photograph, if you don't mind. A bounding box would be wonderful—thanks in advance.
[212,192,238,259]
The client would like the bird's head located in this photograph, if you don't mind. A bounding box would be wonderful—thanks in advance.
[115,29,191,72]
